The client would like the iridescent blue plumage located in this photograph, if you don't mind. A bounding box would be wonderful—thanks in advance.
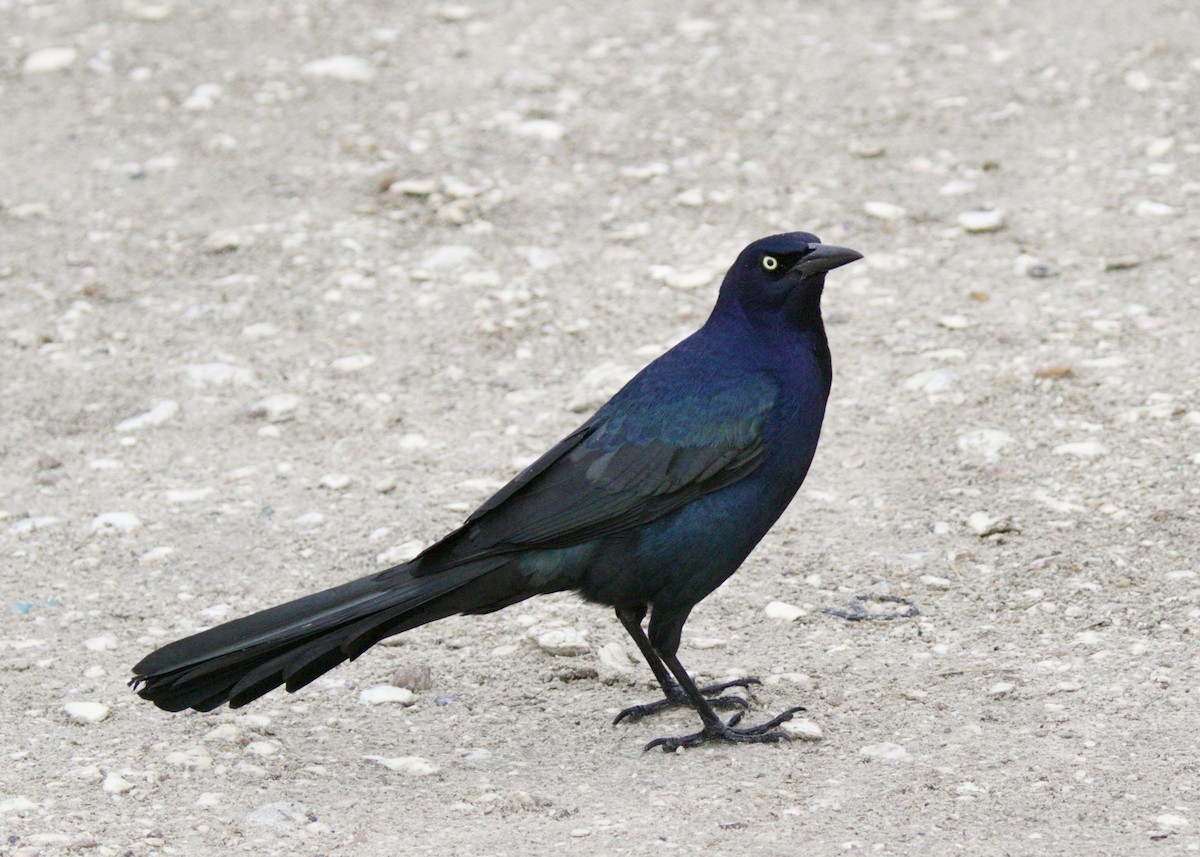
[132,232,862,751]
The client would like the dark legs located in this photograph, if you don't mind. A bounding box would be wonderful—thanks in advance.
[612,605,805,752]
[612,606,757,724]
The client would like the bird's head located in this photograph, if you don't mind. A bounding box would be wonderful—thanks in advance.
[717,232,862,330]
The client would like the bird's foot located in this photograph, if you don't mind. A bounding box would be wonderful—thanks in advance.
[613,677,760,725]
[644,706,806,752]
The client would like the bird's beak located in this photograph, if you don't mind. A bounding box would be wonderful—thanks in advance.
[790,243,863,278]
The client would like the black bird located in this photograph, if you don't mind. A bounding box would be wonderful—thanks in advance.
[132,232,862,751]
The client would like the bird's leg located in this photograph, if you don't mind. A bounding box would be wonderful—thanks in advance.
[612,606,757,725]
[642,651,805,753]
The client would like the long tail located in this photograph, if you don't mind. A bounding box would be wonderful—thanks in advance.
[131,558,521,712]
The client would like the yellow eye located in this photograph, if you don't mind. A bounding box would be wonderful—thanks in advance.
[762,255,778,271]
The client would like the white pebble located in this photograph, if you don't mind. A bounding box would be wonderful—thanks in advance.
[420,244,482,270]
[956,428,1012,462]
[166,746,213,769]
[359,685,416,706]
[967,511,994,535]
[204,723,242,742]
[920,575,951,590]
[64,701,110,724]
[330,354,376,373]
[531,625,589,656]
[242,322,278,339]
[139,546,175,565]
[1155,813,1189,830]
[23,47,78,74]
[648,264,718,291]
[165,487,213,504]
[1053,441,1108,458]
[245,801,300,828]
[781,718,823,741]
[859,742,911,762]
[320,473,352,490]
[1124,70,1153,91]
[988,682,1016,698]
[863,201,906,221]
[596,641,635,674]
[1135,200,1175,217]
[182,82,222,111]
[102,773,135,794]
[84,634,118,652]
[185,362,255,387]
[512,119,565,141]
[116,399,178,431]
[245,740,280,756]
[364,755,439,776]
[398,433,429,449]
[301,55,375,82]
[0,797,37,813]
[251,393,301,423]
[938,314,971,330]
[764,600,806,621]
[688,637,726,650]
[91,512,142,535]
[202,229,247,253]
[197,792,222,807]
[376,540,425,566]
[958,209,1006,232]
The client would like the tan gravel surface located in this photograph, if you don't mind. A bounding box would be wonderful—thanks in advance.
[2,1,1199,854]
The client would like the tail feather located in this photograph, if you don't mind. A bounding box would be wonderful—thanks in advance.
[132,558,515,712]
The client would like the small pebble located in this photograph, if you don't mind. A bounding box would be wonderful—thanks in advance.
[1155,813,1189,830]
[116,400,178,431]
[988,682,1016,698]
[512,119,565,141]
[166,746,213,769]
[202,229,246,253]
[781,719,823,741]
[938,315,970,330]
[529,623,589,656]
[375,539,425,566]
[359,685,416,705]
[764,600,805,621]
[1053,441,1108,458]
[319,473,352,490]
[102,773,135,794]
[863,201,906,221]
[1104,255,1141,271]
[330,354,376,373]
[23,47,78,74]
[251,393,301,422]
[957,429,1012,462]
[301,55,375,82]
[919,574,951,590]
[958,209,1006,233]
[364,755,439,776]
[182,82,222,111]
[0,796,37,813]
[245,801,301,828]
[64,701,110,724]
[1135,200,1174,217]
[204,723,241,742]
[245,740,280,756]
[91,512,142,535]
[420,244,482,270]
[84,633,118,652]
[859,742,911,762]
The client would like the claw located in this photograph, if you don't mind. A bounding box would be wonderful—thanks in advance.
[643,705,806,752]
[614,677,760,725]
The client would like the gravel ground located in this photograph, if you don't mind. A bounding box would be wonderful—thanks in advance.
[2,1,1199,855]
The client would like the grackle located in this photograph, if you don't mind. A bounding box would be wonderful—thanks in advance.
[132,232,862,751]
